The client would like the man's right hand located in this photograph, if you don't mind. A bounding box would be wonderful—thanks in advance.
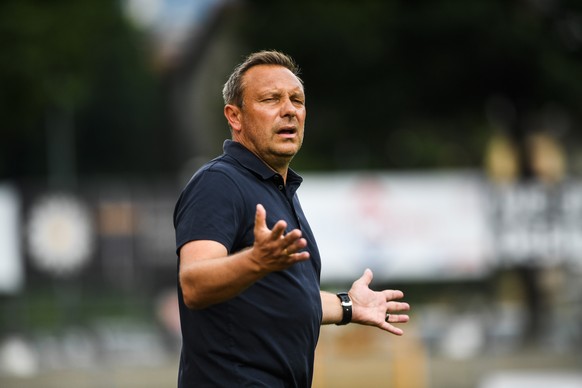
[179,204,309,310]
[250,204,310,273]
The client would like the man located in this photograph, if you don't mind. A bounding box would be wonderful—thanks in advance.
[174,50,410,387]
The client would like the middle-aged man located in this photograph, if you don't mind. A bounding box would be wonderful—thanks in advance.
[174,50,410,387]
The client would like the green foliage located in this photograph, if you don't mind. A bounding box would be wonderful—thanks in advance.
[241,0,582,170]
[2,0,581,176]
[0,0,160,179]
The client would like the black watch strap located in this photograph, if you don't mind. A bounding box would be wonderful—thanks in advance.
[336,292,352,325]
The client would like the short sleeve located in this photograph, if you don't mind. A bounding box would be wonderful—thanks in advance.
[174,169,243,254]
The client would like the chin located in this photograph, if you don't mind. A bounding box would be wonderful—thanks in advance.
[274,141,297,152]
[282,145,300,156]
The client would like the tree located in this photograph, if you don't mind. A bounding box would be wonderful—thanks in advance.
[239,0,582,171]
[0,0,161,181]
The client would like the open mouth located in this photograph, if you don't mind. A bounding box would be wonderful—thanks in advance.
[279,128,295,134]
[277,127,296,137]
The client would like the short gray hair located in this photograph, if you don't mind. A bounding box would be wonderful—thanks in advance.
[222,50,302,107]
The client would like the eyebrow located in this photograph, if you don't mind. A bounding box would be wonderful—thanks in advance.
[257,89,305,99]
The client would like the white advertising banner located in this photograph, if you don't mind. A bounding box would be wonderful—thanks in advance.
[490,183,582,268]
[0,184,23,293]
[299,172,494,282]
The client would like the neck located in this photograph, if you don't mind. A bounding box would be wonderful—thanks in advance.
[232,138,291,182]
[259,154,290,182]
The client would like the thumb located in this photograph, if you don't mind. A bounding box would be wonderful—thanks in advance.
[255,204,266,229]
[355,268,373,287]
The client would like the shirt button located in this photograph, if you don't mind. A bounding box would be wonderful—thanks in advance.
[278,185,284,191]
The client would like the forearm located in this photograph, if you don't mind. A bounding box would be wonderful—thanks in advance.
[179,205,311,310]
[320,290,344,325]
[180,247,267,310]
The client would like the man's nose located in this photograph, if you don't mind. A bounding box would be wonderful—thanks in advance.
[280,97,297,117]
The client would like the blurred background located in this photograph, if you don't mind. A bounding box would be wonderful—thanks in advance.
[1,0,582,387]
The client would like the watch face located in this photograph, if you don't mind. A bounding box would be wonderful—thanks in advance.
[337,293,351,305]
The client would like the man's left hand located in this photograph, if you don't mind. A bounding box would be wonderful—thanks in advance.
[349,268,410,335]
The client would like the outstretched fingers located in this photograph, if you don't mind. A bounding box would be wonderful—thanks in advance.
[382,289,405,301]
[255,204,287,241]
[382,321,406,336]
[252,204,310,271]
[382,292,410,335]
[385,313,410,324]
[386,300,410,313]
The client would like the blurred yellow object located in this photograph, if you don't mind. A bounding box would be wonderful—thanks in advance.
[527,132,566,185]
[484,133,519,184]
[313,324,427,388]
[485,131,567,185]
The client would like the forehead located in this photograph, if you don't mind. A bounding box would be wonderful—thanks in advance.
[242,64,304,95]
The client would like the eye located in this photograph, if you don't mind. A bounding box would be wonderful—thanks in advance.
[261,95,279,103]
[292,98,305,106]
[290,93,305,106]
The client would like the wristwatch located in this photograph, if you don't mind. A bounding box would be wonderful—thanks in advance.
[335,292,352,325]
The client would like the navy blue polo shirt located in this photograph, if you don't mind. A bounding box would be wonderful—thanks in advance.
[173,140,322,387]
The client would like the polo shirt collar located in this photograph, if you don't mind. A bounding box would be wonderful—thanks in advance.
[223,140,303,186]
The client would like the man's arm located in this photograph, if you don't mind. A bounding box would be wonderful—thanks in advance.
[320,269,410,335]
[179,204,310,310]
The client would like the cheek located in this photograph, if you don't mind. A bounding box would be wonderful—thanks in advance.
[252,111,274,127]
[298,112,307,126]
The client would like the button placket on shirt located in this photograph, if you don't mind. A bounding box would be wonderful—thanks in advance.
[274,174,285,192]
[273,174,304,231]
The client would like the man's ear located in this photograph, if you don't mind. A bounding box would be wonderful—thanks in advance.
[224,104,242,132]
